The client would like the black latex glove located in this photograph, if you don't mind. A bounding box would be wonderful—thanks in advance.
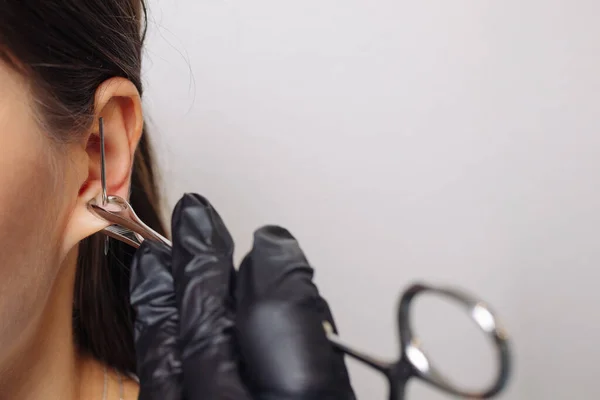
[130,193,355,400]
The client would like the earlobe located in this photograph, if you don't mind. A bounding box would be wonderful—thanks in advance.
[61,181,109,256]
[59,77,144,257]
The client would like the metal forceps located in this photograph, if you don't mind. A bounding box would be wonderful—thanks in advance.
[324,283,511,399]
[87,119,512,399]
[87,118,171,249]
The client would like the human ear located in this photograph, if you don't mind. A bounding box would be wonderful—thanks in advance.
[61,77,143,255]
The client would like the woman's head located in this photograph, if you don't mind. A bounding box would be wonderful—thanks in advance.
[0,0,165,374]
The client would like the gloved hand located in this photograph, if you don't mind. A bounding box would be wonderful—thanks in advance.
[130,193,355,400]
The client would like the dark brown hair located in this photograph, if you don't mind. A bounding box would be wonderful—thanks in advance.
[0,1,165,374]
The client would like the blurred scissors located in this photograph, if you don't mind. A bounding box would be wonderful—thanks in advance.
[325,283,511,399]
[88,118,512,399]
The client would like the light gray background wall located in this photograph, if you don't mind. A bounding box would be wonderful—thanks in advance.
[143,1,600,398]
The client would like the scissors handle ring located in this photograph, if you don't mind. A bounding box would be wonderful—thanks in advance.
[397,283,511,398]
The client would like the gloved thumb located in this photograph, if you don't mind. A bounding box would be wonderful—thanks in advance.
[235,226,355,399]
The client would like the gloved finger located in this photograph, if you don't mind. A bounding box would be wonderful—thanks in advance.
[236,225,320,303]
[236,225,339,330]
[171,193,251,399]
[235,226,355,399]
[130,240,183,400]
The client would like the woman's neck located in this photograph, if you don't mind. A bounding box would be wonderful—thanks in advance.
[0,250,103,400]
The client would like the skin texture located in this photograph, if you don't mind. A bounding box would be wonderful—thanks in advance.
[0,60,142,399]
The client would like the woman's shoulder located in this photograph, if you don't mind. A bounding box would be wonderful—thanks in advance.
[103,366,139,399]
[122,374,140,399]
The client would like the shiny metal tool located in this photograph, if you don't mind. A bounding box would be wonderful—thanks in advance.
[88,118,171,249]
[324,283,511,399]
[87,119,511,399]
